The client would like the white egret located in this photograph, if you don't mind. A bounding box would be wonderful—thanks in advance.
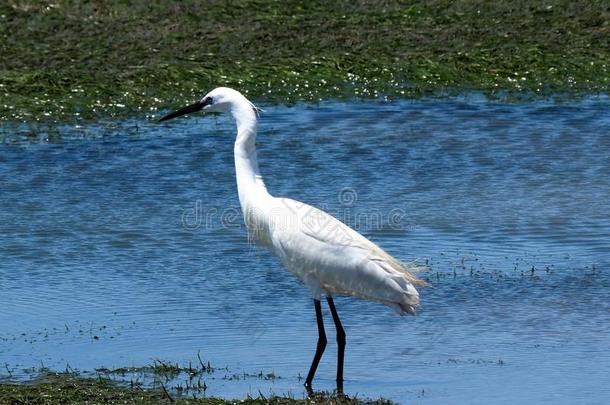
[160,87,427,393]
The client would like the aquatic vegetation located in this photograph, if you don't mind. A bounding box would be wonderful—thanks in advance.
[0,371,396,404]
[0,350,402,403]
[1,0,608,121]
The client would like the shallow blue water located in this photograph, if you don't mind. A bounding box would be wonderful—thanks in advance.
[1,97,609,404]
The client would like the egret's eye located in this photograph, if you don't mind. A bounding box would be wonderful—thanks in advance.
[202,96,213,107]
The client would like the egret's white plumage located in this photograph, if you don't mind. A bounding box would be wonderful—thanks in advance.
[200,87,426,315]
[160,87,427,390]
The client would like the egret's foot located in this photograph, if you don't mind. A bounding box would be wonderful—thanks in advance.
[304,382,314,397]
[336,380,344,396]
[305,383,346,400]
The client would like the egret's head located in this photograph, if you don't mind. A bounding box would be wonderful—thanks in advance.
[159,87,259,122]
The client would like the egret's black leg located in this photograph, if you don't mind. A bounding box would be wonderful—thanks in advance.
[326,296,345,393]
[305,299,326,392]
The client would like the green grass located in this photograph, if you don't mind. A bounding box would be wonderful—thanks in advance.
[0,358,394,404]
[1,0,609,121]
[0,372,395,405]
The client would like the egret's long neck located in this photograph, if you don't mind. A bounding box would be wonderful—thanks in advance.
[232,102,270,212]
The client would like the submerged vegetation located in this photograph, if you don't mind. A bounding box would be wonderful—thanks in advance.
[1,0,608,121]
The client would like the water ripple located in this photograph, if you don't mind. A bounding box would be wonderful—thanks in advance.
[1,97,609,404]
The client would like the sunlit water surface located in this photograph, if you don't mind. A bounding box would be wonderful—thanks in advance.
[1,97,609,404]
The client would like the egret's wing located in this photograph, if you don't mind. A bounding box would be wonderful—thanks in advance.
[276,198,428,287]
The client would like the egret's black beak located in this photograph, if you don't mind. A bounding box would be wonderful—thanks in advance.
[159,97,212,122]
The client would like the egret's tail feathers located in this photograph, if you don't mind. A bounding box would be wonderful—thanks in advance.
[397,302,417,316]
[385,274,420,316]
[402,259,430,273]
[372,251,429,288]
[375,255,429,290]
[366,257,423,315]
[396,259,430,287]
[398,286,420,316]
[389,294,418,316]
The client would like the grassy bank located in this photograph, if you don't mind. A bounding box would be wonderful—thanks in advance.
[0,372,393,405]
[1,0,609,121]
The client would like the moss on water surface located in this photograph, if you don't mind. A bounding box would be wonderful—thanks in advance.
[0,0,609,121]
